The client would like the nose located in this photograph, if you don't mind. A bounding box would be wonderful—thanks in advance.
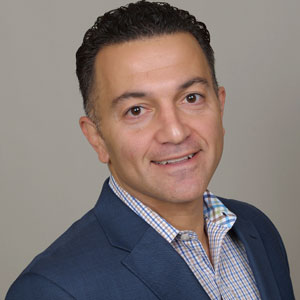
[155,107,191,144]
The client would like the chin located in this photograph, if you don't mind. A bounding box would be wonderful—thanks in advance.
[162,185,206,204]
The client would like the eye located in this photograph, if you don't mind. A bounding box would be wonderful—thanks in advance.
[184,93,203,104]
[126,106,144,117]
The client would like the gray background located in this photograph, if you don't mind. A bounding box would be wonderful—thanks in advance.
[1,0,299,299]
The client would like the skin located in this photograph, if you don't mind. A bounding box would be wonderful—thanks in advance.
[80,33,226,258]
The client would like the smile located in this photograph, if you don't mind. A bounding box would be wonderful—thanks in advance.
[152,153,196,165]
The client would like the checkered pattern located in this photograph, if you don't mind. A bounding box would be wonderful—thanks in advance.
[109,176,261,300]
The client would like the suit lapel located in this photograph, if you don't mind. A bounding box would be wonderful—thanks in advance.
[94,180,210,300]
[122,227,210,300]
[232,217,281,300]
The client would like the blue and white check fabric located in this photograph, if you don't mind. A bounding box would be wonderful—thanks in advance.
[109,175,261,300]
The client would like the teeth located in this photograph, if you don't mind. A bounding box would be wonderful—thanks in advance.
[155,153,195,165]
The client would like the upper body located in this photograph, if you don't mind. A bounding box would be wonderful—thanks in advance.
[6,179,294,300]
[6,1,295,299]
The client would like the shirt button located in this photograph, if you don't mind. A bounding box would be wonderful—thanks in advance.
[181,233,190,241]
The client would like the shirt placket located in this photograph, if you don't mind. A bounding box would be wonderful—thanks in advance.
[176,231,222,300]
[206,221,238,300]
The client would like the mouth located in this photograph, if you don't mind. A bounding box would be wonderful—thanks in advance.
[151,152,198,166]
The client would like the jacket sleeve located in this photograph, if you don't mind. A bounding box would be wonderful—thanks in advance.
[6,272,76,300]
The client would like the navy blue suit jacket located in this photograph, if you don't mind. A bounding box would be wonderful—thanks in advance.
[6,179,294,299]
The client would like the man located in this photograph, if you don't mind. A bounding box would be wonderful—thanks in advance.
[6,1,294,299]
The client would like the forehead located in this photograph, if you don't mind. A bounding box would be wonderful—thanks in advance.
[93,33,212,103]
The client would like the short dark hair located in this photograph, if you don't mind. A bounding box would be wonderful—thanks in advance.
[76,0,218,123]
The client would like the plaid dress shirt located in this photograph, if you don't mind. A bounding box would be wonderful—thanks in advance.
[109,175,261,300]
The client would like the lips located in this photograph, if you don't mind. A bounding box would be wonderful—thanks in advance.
[152,152,197,165]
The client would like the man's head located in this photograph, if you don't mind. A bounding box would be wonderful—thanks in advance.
[76,0,218,125]
[78,1,226,211]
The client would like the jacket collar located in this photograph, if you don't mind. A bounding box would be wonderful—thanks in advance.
[93,179,210,299]
[222,199,282,300]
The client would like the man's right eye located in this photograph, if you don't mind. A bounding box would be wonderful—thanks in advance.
[126,106,144,117]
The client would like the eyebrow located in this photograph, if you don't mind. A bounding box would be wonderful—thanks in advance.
[179,76,209,90]
[112,92,147,107]
[111,76,209,107]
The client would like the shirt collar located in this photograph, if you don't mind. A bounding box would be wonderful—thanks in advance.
[108,175,236,242]
[203,191,237,229]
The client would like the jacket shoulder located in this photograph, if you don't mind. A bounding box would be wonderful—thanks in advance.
[219,197,278,232]
[219,197,290,271]
[6,273,76,300]
[6,209,123,299]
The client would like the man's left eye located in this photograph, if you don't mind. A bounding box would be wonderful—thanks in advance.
[184,93,203,104]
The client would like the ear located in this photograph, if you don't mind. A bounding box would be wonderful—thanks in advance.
[217,86,226,135]
[217,86,226,117]
[79,116,110,163]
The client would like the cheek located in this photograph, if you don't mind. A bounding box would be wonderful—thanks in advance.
[194,114,223,140]
[118,134,147,163]
[125,146,137,162]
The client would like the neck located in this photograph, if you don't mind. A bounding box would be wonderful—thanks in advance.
[145,197,206,240]
[152,199,212,263]
[110,174,212,261]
